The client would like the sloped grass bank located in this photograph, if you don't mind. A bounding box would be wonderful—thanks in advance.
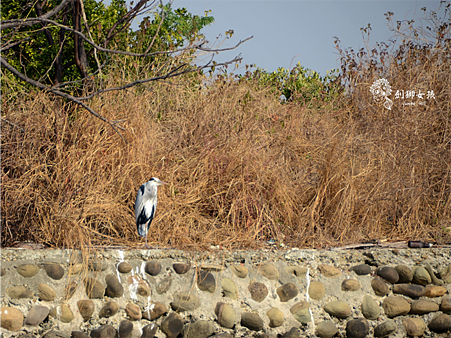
[2,67,450,249]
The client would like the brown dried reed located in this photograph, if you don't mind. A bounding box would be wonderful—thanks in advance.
[2,13,450,250]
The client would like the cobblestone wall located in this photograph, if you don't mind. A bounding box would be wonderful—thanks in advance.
[1,248,451,337]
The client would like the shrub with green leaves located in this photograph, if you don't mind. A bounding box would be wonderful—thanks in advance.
[240,62,341,107]
[1,0,214,92]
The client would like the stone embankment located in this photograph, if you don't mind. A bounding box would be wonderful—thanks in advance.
[1,247,451,337]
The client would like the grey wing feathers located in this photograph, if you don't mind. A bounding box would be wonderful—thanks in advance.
[135,184,145,221]
[136,204,155,237]
[135,183,158,237]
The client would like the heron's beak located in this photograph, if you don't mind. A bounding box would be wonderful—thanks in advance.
[159,181,168,186]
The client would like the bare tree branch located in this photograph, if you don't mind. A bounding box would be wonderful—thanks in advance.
[1,56,126,139]
[145,0,167,54]
[197,37,253,52]
[103,0,159,48]
[1,46,246,139]
[1,0,71,29]
[79,0,102,77]
[77,54,244,100]
[1,117,26,133]
[2,16,253,59]
[34,1,55,46]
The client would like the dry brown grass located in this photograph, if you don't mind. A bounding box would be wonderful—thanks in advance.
[2,8,451,250]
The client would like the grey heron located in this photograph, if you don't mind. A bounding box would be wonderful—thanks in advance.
[135,177,168,248]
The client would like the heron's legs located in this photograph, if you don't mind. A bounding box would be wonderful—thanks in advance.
[143,221,150,248]
[147,220,152,248]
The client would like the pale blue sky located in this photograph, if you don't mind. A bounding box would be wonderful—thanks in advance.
[172,0,443,76]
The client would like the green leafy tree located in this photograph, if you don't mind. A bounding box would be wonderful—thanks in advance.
[1,0,249,132]
[121,3,214,84]
[1,0,213,87]
[134,4,214,53]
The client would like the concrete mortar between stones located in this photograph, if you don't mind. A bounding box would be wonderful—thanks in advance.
[1,248,451,338]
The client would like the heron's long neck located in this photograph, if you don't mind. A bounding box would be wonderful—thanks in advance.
[147,185,157,196]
